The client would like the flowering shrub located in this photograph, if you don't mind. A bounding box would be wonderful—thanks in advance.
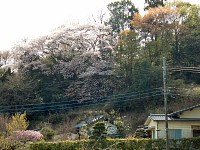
[12,130,43,143]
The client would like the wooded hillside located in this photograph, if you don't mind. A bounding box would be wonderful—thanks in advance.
[0,0,200,136]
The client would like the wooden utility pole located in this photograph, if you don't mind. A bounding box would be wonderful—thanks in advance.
[163,57,169,150]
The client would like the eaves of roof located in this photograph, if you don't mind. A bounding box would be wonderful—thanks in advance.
[144,117,151,126]
[168,104,200,117]
[148,114,200,122]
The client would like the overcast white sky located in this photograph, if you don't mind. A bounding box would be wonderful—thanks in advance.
[0,0,199,51]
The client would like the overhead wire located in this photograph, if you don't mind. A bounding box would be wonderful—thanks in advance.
[167,66,200,99]
[28,93,162,113]
[6,65,200,113]
[169,67,200,74]
[0,88,162,112]
[1,92,163,114]
[0,88,163,114]
[166,87,200,101]
[0,87,162,108]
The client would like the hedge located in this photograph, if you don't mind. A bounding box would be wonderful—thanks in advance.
[29,137,200,150]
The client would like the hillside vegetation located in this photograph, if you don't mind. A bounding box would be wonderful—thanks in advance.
[0,0,200,139]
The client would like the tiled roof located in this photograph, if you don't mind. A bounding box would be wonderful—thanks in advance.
[168,103,200,117]
[145,104,200,125]
[75,121,87,128]
[149,114,172,121]
[75,115,104,128]
[149,114,200,121]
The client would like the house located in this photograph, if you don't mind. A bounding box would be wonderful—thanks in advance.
[144,104,200,139]
[72,115,118,140]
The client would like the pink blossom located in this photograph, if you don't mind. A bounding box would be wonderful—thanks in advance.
[12,130,43,142]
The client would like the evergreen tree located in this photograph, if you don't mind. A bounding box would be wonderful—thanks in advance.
[107,0,138,33]
[90,122,107,140]
[145,0,167,10]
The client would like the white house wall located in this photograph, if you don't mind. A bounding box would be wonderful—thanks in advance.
[157,121,200,139]
[148,119,158,139]
[179,107,200,118]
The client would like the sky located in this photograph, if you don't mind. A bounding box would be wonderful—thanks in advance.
[0,0,200,51]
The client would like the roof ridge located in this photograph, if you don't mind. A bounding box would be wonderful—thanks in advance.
[150,114,165,116]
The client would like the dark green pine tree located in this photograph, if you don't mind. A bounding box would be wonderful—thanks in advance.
[90,122,107,140]
[144,0,167,10]
[107,0,138,33]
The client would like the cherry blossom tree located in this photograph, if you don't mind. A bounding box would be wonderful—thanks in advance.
[15,24,118,101]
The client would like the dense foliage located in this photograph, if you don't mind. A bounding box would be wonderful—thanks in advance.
[6,112,29,134]
[90,122,107,140]
[107,0,138,33]
[30,137,200,150]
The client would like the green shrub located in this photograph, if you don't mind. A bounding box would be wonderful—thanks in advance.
[90,122,107,140]
[0,134,22,150]
[29,137,200,150]
[29,138,151,150]
[41,127,55,141]
[0,113,31,150]
[114,116,126,138]
[134,128,147,138]
[6,112,29,135]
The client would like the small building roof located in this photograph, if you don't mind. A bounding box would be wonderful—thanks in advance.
[149,114,171,121]
[75,121,87,128]
[74,115,104,128]
[148,114,200,121]
[144,114,171,125]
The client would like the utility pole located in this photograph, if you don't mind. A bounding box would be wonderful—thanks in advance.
[163,57,169,150]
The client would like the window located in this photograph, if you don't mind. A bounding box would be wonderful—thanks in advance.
[193,130,200,137]
[192,126,200,137]
[152,130,156,139]
[169,129,182,139]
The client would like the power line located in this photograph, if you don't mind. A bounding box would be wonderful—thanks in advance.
[166,87,200,102]
[168,87,200,94]
[0,89,162,112]
[0,89,163,114]
[0,87,162,108]
[1,93,163,114]
[170,67,200,73]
